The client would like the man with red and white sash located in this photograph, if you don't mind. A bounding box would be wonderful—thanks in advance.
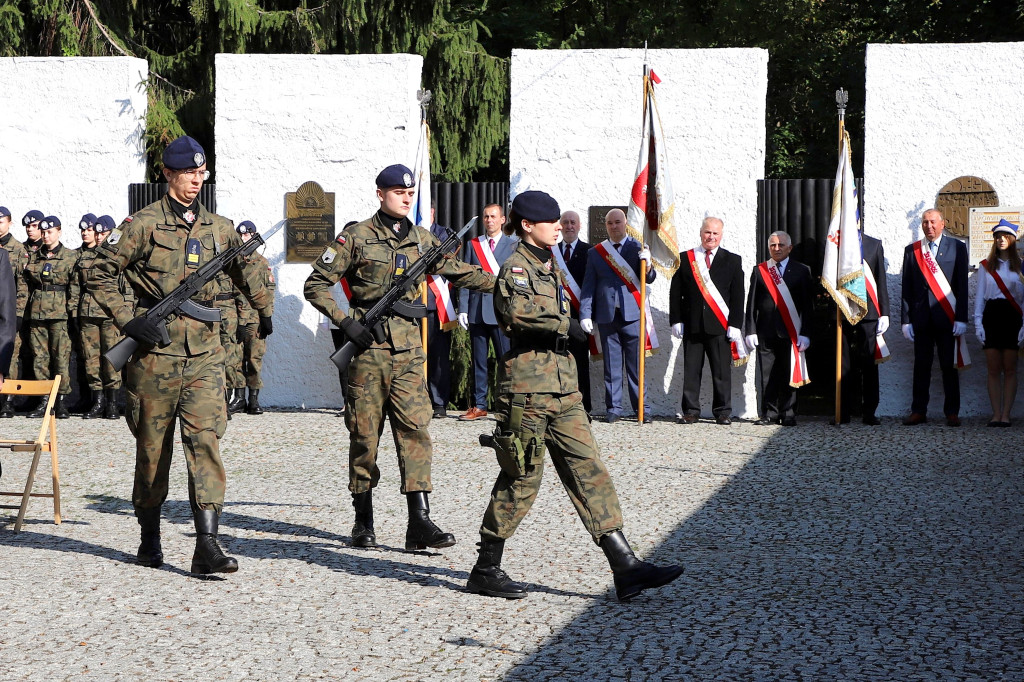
[425,204,462,419]
[556,210,594,414]
[744,231,813,426]
[580,208,656,423]
[900,208,970,427]
[669,216,745,425]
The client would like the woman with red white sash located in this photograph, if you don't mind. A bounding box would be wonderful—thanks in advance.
[974,219,1024,427]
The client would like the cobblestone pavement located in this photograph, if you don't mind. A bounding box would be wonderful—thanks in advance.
[1,409,1022,680]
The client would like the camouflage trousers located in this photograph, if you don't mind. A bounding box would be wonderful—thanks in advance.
[8,321,23,379]
[345,347,432,494]
[29,320,71,394]
[239,322,265,389]
[79,316,122,390]
[480,391,623,544]
[125,348,229,514]
[219,307,245,389]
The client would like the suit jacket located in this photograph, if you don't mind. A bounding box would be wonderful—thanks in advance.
[744,257,814,340]
[860,234,889,322]
[560,239,591,320]
[0,248,16,376]
[669,247,744,334]
[459,232,515,325]
[900,234,968,327]
[580,237,657,324]
[426,222,460,312]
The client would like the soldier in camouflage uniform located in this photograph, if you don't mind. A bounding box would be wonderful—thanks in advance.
[24,216,78,419]
[465,190,683,602]
[75,215,127,419]
[213,270,247,415]
[304,163,495,551]
[235,220,275,415]
[88,136,274,575]
[0,207,29,418]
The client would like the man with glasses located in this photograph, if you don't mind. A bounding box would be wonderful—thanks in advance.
[88,135,275,575]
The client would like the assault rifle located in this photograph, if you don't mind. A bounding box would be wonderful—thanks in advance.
[104,221,284,371]
[330,217,477,372]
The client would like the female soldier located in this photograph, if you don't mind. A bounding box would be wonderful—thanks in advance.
[465,190,683,602]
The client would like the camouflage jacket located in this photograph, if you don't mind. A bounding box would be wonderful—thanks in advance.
[87,195,274,356]
[0,233,29,317]
[494,242,578,395]
[304,212,495,351]
[212,271,244,318]
[25,243,80,321]
[238,252,276,325]
[74,245,135,318]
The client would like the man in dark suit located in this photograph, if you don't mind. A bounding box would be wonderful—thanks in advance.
[558,210,593,413]
[426,204,461,418]
[744,231,813,426]
[838,231,889,425]
[669,217,745,425]
[900,208,969,427]
[580,208,655,423]
[457,203,514,421]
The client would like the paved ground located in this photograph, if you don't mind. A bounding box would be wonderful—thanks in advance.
[1,409,1022,680]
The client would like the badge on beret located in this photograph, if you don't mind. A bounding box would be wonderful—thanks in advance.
[336,235,347,245]
[106,229,122,245]
[321,247,336,264]
[80,220,89,230]
[403,173,413,187]
[194,152,205,166]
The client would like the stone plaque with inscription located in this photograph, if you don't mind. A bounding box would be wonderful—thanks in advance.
[936,176,998,238]
[587,206,627,245]
[968,206,1024,267]
[285,181,335,263]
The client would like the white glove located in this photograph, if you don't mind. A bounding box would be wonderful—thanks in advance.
[457,313,469,330]
[727,326,743,343]
[1018,326,1024,346]
[671,323,684,339]
[976,327,986,345]
[745,334,759,349]
[797,335,810,352]
[902,323,914,342]
[877,315,889,335]
[952,321,967,337]
[581,318,594,334]
[638,246,652,264]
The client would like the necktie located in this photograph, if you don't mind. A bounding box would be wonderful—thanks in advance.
[613,242,621,252]
[488,238,495,252]
[705,249,712,270]
[563,243,570,260]
[929,240,937,256]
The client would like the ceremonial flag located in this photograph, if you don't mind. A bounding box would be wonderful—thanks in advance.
[411,117,432,228]
[625,65,680,277]
[821,130,867,324]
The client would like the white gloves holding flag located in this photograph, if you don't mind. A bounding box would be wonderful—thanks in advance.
[581,318,594,334]
[797,336,810,352]
[952,321,967,337]
[745,334,759,349]
[639,246,652,266]
[877,316,889,335]
[902,324,914,342]
[727,326,743,343]
[458,313,469,331]
[671,323,684,339]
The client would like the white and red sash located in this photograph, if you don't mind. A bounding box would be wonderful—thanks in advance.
[551,244,601,358]
[861,261,891,364]
[594,239,660,354]
[913,241,970,369]
[470,235,501,275]
[757,261,810,387]
[686,249,748,366]
[427,274,458,331]
[979,259,1023,315]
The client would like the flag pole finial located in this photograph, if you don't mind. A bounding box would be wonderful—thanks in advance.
[417,89,432,122]
[835,87,848,120]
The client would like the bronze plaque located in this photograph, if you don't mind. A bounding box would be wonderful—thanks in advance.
[587,205,627,244]
[935,176,998,238]
[285,181,335,263]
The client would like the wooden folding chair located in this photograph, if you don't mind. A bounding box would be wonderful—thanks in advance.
[0,376,62,532]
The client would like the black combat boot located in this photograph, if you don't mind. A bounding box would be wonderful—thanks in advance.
[246,388,263,415]
[466,539,528,599]
[103,388,120,419]
[404,491,456,550]
[135,506,164,568]
[351,490,376,548]
[0,395,14,418]
[53,395,70,419]
[190,509,239,574]
[599,531,684,601]
[227,388,247,414]
[27,398,47,418]
[83,389,105,419]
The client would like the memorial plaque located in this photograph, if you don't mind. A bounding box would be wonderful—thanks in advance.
[285,181,335,263]
[587,205,627,244]
[936,176,998,238]
[968,206,1024,267]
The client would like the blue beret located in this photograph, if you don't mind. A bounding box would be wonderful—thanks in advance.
[375,164,415,189]
[236,220,257,235]
[163,135,206,170]
[39,216,61,230]
[22,209,44,226]
[993,218,1019,237]
[0,206,10,219]
[79,213,97,230]
[511,190,560,222]
[94,215,115,233]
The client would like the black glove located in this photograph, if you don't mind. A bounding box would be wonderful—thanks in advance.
[340,317,375,350]
[15,316,22,333]
[567,318,588,344]
[123,316,163,345]
[258,315,274,339]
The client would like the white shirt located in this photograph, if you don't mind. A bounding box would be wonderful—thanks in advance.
[974,258,1024,327]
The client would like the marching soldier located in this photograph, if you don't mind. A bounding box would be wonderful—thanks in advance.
[235,220,275,415]
[0,206,29,418]
[465,190,683,601]
[304,163,495,551]
[24,216,78,419]
[88,135,274,575]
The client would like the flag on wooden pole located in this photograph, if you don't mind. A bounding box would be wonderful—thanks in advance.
[821,129,867,325]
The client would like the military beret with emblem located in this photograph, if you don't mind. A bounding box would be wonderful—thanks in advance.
[94,215,116,233]
[0,206,10,219]
[39,216,61,230]
[79,213,97,230]
[163,135,206,170]
[236,220,257,235]
[22,209,44,226]
[375,164,416,190]
[511,191,560,223]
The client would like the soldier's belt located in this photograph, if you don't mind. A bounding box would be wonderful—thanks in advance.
[137,296,222,323]
[214,293,234,301]
[511,334,569,355]
[38,284,66,292]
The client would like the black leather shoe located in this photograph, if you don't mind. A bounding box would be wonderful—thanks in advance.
[715,416,732,425]
[190,509,238,574]
[227,388,247,414]
[466,540,528,599]
[405,491,456,550]
[0,395,14,418]
[780,417,797,427]
[135,506,164,568]
[26,399,47,419]
[83,390,105,419]
[754,418,774,426]
[599,531,683,601]
[862,415,881,426]
[678,413,699,424]
[53,395,70,419]
[104,388,120,419]
[432,406,446,419]
[351,490,376,548]
[246,389,263,415]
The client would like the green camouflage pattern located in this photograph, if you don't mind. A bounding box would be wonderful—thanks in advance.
[237,252,274,388]
[1,234,29,378]
[79,317,122,390]
[237,252,276,324]
[29,320,72,393]
[24,244,79,321]
[213,272,244,388]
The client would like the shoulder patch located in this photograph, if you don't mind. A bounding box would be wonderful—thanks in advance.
[511,267,524,273]
[124,216,133,223]
[336,234,347,245]
[321,247,337,264]
[511,274,530,287]
[106,228,122,246]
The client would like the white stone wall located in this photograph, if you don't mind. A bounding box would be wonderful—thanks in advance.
[0,57,148,245]
[214,53,423,408]
[510,48,769,418]
[865,42,1024,418]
